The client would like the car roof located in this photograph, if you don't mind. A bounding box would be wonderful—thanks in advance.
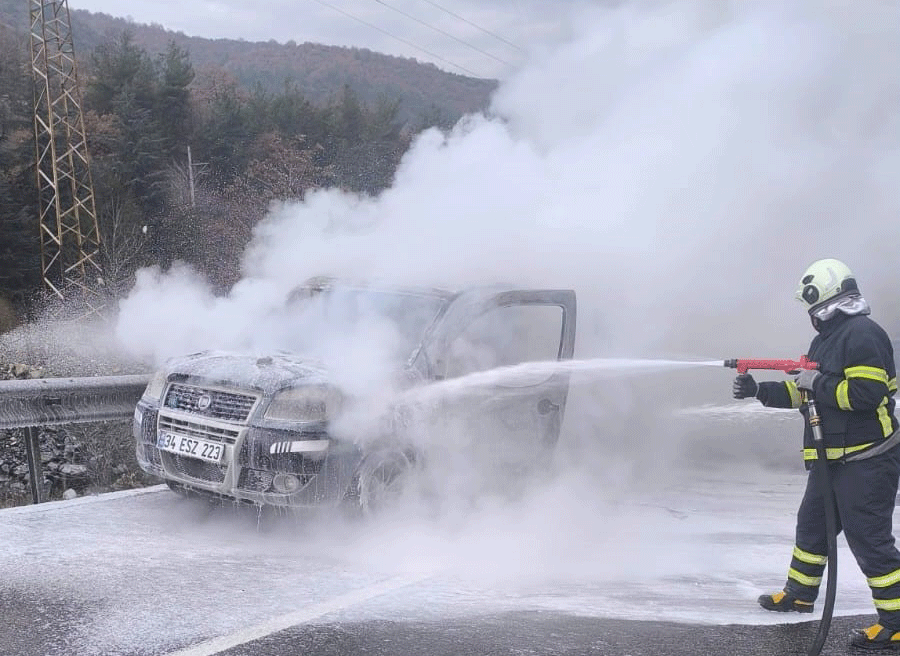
[286,277,456,304]
[286,277,566,306]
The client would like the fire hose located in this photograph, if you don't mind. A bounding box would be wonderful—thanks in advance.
[724,357,835,656]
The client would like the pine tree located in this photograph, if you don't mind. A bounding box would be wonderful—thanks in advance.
[155,42,195,160]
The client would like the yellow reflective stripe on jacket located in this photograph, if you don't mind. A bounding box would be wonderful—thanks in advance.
[836,366,891,411]
[868,568,900,588]
[788,568,822,587]
[836,379,852,410]
[793,546,827,565]
[803,442,876,460]
[874,598,900,611]
[785,381,801,409]
[890,377,898,393]
[879,398,894,437]
[845,365,890,385]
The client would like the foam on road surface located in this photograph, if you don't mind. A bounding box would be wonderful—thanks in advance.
[0,467,889,655]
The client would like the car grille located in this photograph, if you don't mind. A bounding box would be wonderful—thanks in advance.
[163,383,257,422]
[166,453,227,483]
[158,415,240,445]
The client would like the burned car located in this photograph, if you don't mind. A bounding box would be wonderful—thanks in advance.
[133,280,576,511]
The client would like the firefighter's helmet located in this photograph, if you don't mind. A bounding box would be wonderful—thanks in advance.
[795,258,859,313]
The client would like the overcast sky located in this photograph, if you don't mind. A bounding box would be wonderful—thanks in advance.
[66,0,598,79]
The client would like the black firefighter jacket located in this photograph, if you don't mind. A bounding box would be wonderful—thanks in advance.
[756,313,898,463]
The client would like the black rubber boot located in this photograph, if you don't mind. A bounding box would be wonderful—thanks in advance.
[850,624,900,650]
[757,591,814,613]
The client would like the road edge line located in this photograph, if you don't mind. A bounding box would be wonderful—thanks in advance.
[0,484,167,515]
[162,572,428,656]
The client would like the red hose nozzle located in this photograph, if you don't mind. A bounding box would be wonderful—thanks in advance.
[724,356,818,375]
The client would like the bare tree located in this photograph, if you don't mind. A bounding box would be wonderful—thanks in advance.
[97,195,149,302]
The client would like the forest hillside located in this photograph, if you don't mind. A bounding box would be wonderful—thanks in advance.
[0,0,497,125]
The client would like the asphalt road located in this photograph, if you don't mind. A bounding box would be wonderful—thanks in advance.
[0,465,891,656]
[211,613,877,656]
[0,588,877,656]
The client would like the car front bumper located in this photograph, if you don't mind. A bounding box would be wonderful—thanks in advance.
[133,400,360,507]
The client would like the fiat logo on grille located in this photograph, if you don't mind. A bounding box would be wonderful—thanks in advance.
[196,394,212,410]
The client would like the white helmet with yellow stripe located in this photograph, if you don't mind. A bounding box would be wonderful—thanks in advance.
[796,258,860,314]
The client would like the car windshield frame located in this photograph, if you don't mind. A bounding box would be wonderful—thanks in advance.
[284,284,452,364]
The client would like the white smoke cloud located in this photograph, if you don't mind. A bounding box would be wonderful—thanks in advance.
[121,0,900,364]
[113,0,900,508]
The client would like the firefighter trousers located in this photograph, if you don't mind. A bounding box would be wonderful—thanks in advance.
[784,443,900,629]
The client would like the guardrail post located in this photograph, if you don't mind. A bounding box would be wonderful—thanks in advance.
[24,426,44,504]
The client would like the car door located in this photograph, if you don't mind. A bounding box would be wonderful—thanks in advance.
[422,288,576,465]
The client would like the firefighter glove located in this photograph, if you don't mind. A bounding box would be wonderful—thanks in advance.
[733,374,758,399]
[794,369,821,392]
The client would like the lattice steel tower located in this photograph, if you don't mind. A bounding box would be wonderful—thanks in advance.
[29,0,103,314]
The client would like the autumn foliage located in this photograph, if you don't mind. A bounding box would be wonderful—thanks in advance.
[0,8,494,316]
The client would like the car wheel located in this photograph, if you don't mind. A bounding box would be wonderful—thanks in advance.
[356,448,416,515]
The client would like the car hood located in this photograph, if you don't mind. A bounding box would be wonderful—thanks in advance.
[165,350,330,395]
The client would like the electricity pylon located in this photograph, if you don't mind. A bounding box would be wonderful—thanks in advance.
[29,0,103,316]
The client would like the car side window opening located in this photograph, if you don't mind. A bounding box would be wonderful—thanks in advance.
[444,304,564,381]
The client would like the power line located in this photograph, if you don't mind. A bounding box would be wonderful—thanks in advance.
[415,0,524,52]
[373,0,513,67]
[307,0,485,77]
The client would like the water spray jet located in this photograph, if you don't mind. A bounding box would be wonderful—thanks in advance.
[404,357,724,405]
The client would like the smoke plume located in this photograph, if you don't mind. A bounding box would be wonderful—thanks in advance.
[111,0,900,538]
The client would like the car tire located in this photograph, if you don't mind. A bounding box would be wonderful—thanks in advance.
[356,447,417,515]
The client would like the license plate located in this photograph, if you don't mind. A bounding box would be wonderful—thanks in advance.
[156,432,224,463]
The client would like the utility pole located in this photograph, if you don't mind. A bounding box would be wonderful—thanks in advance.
[187,145,195,207]
[185,145,208,207]
[29,0,103,317]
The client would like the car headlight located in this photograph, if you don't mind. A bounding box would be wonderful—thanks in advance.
[265,385,341,422]
[142,370,168,403]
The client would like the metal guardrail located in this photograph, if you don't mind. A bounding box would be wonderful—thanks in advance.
[0,374,151,504]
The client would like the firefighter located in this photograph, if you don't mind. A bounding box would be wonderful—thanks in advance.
[732,258,900,650]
